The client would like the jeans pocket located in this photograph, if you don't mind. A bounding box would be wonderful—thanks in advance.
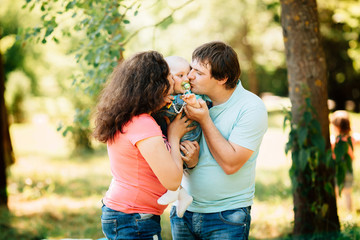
[219,208,249,226]
[101,218,117,240]
[169,206,177,218]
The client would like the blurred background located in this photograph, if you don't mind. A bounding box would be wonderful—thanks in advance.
[0,0,359,239]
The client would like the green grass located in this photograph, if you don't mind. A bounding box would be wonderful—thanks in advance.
[2,112,360,240]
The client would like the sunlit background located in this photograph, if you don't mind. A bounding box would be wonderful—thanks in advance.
[1,0,359,239]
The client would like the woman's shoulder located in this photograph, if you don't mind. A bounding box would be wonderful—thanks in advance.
[123,114,162,142]
[128,114,158,128]
[133,113,155,121]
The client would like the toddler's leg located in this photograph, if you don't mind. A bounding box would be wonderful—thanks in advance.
[176,187,193,218]
[157,188,180,205]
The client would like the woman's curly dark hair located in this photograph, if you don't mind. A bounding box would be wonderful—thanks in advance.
[92,51,170,143]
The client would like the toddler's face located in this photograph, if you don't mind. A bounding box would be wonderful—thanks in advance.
[172,64,190,94]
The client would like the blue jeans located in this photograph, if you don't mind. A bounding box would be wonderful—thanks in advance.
[101,204,162,240]
[170,206,251,240]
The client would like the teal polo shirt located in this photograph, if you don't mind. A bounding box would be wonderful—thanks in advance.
[182,81,268,213]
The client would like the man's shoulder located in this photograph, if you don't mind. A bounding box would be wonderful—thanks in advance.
[229,89,263,109]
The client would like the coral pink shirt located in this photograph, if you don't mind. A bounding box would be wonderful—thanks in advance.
[103,114,168,215]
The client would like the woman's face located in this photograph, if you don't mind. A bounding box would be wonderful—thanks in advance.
[161,73,175,108]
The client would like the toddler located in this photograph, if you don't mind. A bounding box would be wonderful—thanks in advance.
[153,56,204,218]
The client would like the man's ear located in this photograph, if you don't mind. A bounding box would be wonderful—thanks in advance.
[217,77,228,86]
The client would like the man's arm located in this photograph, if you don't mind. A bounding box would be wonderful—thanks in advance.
[184,99,253,175]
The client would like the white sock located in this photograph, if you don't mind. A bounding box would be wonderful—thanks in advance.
[176,188,193,218]
[157,188,179,205]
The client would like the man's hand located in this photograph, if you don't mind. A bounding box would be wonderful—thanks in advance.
[180,140,200,169]
[182,94,200,108]
[184,98,209,124]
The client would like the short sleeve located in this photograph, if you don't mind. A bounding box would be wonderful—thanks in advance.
[229,106,268,151]
[125,114,163,145]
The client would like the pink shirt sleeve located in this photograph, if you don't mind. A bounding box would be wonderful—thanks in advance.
[125,114,163,145]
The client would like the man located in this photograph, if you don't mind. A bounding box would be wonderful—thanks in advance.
[170,41,268,240]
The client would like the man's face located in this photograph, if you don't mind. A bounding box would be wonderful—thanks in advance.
[188,59,215,95]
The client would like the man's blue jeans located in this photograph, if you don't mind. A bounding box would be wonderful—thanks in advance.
[101,204,162,240]
[170,205,251,240]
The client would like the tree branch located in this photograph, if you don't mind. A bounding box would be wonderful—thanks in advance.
[122,0,194,46]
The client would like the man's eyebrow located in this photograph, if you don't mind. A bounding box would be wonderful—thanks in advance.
[190,65,203,73]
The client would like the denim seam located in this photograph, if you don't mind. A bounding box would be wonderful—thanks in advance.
[101,218,117,240]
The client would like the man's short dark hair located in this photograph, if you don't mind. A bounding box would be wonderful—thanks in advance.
[192,41,241,89]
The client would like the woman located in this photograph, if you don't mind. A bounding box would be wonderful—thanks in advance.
[92,51,194,239]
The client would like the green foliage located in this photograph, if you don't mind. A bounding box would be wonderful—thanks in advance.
[4,71,31,123]
[20,0,141,92]
[255,66,288,97]
[284,97,353,223]
[22,0,145,87]
[284,98,333,197]
[338,223,360,240]
[1,2,39,124]
[17,0,192,151]
[319,0,360,111]
[255,168,292,203]
[333,135,353,194]
[18,0,143,150]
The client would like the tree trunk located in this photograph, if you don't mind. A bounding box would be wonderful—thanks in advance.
[239,21,259,95]
[0,49,13,208]
[280,0,339,236]
[230,20,259,95]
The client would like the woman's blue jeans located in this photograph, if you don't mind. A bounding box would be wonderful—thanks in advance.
[101,204,162,240]
[170,205,251,240]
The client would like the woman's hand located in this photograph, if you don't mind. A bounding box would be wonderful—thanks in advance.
[167,113,196,141]
[180,140,200,169]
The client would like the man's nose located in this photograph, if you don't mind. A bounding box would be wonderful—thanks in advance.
[187,70,195,80]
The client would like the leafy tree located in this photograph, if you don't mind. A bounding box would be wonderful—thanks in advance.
[281,0,340,237]
[1,1,39,123]
[181,0,287,96]
[0,1,29,209]
[20,0,135,151]
[319,0,360,112]
[19,0,193,152]
[200,0,360,107]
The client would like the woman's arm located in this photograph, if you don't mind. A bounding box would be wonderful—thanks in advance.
[137,136,182,191]
[136,114,195,191]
